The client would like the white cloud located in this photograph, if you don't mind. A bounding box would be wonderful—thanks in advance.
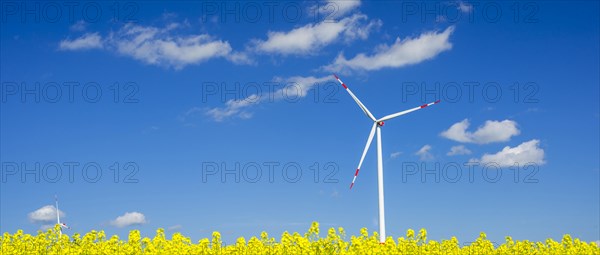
[330,189,340,198]
[317,0,361,18]
[415,145,433,161]
[226,51,254,65]
[40,224,55,231]
[60,23,249,69]
[440,119,520,144]
[179,107,204,122]
[168,224,183,231]
[59,33,103,51]
[28,205,64,223]
[447,145,472,156]
[110,212,147,228]
[436,15,447,23]
[324,26,454,72]
[110,23,236,69]
[390,151,402,159]
[475,140,545,167]
[70,20,87,32]
[142,126,160,134]
[201,75,331,122]
[253,14,380,55]
[204,94,260,122]
[457,1,473,13]
[273,75,332,100]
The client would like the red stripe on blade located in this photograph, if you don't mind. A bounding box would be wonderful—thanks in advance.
[349,183,354,189]
[342,83,348,89]
[435,100,441,104]
[333,74,339,79]
[420,104,428,108]
[354,169,359,176]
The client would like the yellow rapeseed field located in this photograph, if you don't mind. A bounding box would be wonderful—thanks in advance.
[2,222,599,254]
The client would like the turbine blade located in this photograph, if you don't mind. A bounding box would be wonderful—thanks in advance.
[333,74,377,121]
[61,223,71,230]
[350,123,377,189]
[377,100,441,122]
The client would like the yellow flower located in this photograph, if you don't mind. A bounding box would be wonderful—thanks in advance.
[0,223,598,254]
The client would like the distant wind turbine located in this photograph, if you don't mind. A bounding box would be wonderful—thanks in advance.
[334,74,441,243]
[55,195,70,236]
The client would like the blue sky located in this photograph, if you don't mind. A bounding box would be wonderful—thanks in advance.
[1,0,599,245]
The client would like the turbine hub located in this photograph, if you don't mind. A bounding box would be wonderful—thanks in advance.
[378,121,385,127]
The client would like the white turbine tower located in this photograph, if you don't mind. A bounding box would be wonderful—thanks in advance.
[334,74,441,243]
[55,195,70,236]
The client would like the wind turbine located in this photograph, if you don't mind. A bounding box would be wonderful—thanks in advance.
[55,195,70,236]
[333,74,440,243]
